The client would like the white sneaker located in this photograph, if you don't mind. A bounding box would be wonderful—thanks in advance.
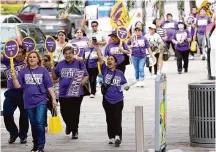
[108,138,115,144]
[135,80,140,87]
[152,74,156,79]
[114,135,121,147]
[139,81,145,88]
[90,94,95,98]
[189,55,194,60]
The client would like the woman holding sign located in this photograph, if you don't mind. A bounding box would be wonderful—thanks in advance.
[1,45,29,144]
[104,30,130,73]
[69,28,89,60]
[96,44,129,147]
[51,46,89,140]
[12,51,57,152]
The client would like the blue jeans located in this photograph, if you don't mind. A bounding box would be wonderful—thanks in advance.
[132,56,146,80]
[3,88,29,139]
[28,104,47,149]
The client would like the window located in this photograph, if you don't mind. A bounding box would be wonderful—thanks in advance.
[28,27,45,43]
[39,8,62,15]
[0,27,16,43]
[31,6,39,13]
[18,26,28,38]
[8,17,21,23]
[21,6,31,13]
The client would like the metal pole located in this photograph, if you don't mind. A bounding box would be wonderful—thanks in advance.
[135,106,144,152]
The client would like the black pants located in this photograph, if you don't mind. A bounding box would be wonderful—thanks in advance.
[166,41,176,57]
[87,68,99,95]
[3,88,29,138]
[59,96,83,133]
[102,98,123,140]
[149,53,159,74]
[117,61,126,74]
[176,50,189,72]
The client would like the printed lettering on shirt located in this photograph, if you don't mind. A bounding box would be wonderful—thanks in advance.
[61,68,77,78]
[25,74,43,84]
[110,47,123,55]
[176,32,187,42]
[105,74,121,86]
[163,22,175,29]
[198,19,208,26]
[66,70,84,97]
[4,64,26,81]
[85,51,98,59]
[74,41,88,49]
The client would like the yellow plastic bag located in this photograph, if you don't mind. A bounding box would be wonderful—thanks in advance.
[48,108,63,134]
[190,41,197,52]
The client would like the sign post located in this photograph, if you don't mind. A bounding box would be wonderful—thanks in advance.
[45,36,56,66]
[117,26,128,47]
[4,39,19,77]
[155,73,167,152]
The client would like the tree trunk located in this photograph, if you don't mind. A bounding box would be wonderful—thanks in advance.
[190,0,196,9]
[159,0,165,20]
[142,0,146,33]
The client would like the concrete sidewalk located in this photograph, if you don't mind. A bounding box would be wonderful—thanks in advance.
[1,57,215,152]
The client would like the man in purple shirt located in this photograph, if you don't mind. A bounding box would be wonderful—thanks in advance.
[104,31,130,73]
[0,46,29,144]
[161,13,178,58]
[193,8,212,60]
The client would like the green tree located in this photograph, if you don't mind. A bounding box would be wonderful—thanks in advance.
[159,0,165,20]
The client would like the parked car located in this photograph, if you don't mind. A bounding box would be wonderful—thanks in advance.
[16,3,83,39]
[0,23,46,87]
[0,15,22,23]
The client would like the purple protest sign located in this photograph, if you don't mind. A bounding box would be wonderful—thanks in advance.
[45,36,56,53]
[22,37,36,52]
[117,27,128,40]
[71,43,80,55]
[4,39,19,58]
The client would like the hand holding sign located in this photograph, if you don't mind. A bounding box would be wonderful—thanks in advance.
[4,39,19,77]
[71,43,80,59]
[45,36,56,68]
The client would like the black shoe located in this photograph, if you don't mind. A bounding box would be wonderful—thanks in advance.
[184,69,188,73]
[8,135,18,144]
[37,148,44,152]
[30,147,38,152]
[65,127,71,135]
[72,132,78,139]
[20,137,27,144]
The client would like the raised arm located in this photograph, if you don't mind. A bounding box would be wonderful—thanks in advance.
[96,45,104,65]
[81,16,87,34]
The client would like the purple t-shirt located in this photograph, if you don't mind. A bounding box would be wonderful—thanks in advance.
[18,66,53,109]
[128,36,149,57]
[70,37,89,58]
[161,20,178,41]
[84,46,99,69]
[196,16,211,35]
[173,30,191,51]
[55,59,88,98]
[1,55,26,89]
[101,63,127,104]
[104,41,129,65]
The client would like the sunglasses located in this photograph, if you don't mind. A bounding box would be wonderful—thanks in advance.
[91,25,97,27]
[43,59,49,62]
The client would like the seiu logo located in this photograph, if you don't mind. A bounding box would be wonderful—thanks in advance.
[4,64,26,80]
[61,68,77,78]
[110,47,123,55]
[25,74,43,84]
[105,74,121,86]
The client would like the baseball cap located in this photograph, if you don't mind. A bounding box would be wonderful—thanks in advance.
[108,30,117,36]
[148,24,156,29]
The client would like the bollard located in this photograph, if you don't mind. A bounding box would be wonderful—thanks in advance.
[135,106,144,152]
